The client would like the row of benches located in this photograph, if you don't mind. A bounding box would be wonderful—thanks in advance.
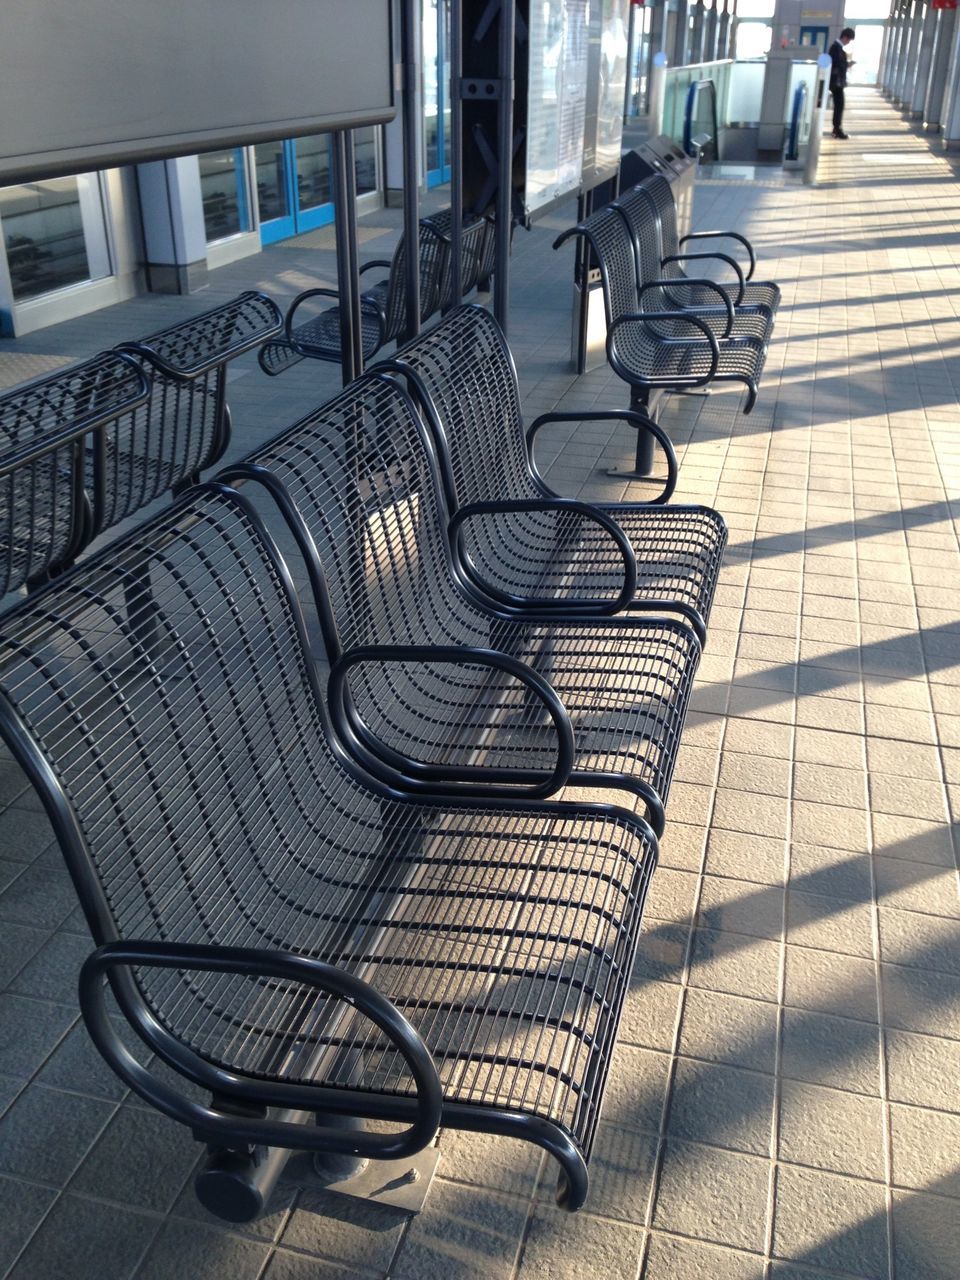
[0,298,729,1221]
[554,173,780,470]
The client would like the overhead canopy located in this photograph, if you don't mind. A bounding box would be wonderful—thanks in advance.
[0,0,395,184]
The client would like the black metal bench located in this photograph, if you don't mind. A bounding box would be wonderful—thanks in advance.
[422,208,495,307]
[380,303,728,645]
[554,205,768,418]
[0,352,150,594]
[258,219,452,377]
[0,482,660,1219]
[222,372,701,836]
[0,292,281,598]
[611,187,776,344]
[630,173,782,318]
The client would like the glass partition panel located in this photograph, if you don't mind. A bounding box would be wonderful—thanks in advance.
[354,127,378,196]
[726,60,766,122]
[254,141,290,223]
[1,176,100,302]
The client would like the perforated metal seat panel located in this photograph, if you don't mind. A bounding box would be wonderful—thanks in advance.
[386,305,727,626]
[0,486,657,1177]
[236,375,701,825]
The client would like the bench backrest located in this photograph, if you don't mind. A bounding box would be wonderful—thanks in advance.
[636,173,680,263]
[380,225,451,341]
[612,187,670,301]
[108,290,282,528]
[0,484,390,1074]
[386,304,533,510]
[0,352,150,594]
[555,206,640,328]
[422,209,489,307]
[239,373,487,658]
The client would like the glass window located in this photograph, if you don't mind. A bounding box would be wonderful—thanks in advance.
[1,177,96,302]
[735,0,775,17]
[295,136,332,211]
[255,141,290,223]
[735,21,773,59]
[199,149,250,242]
[354,127,378,196]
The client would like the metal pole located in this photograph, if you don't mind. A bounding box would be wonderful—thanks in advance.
[401,0,422,341]
[941,3,960,147]
[494,0,515,334]
[331,130,362,385]
[450,0,464,305]
[803,54,832,187]
[674,0,690,66]
[911,2,939,117]
[624,0,638,119]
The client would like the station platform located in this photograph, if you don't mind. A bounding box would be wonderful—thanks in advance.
[0,86,958,1280]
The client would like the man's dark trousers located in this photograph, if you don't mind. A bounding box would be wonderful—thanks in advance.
[832,85,845,134]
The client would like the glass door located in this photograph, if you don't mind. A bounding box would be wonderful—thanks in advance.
[424,0,451,188]
[256,136,334,245]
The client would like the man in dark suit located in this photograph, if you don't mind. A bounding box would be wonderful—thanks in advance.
[829,27,856,139]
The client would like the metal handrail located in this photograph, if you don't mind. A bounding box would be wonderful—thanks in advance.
[786,81,808,162]
[683,79,719,161]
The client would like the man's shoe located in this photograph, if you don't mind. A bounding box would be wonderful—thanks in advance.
[832,130,849,139]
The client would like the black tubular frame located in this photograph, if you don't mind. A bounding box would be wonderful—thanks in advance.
[524,410,680,505]
[81,941,443,1158]
[637,278,734,339]
[328,643,576,798]
[448,497,639,615]
[0,479,664,1212]
[663,249,746,304]
[679,227,757,281]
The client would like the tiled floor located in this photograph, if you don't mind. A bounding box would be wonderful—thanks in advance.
[1,87,959,1279]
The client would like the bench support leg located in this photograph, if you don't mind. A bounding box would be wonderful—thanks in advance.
[195,1109,441,1222]
[604,389,658,480]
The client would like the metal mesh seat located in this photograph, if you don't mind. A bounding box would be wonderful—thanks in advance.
[612,189,774,343]
[636,174,782,317]
[260,224,451,375]
[0,484,659,1211]
[554,206,768,413]
[107,291,282,528]
[422,208,489,307]
[226,374,701,834]
[382,304,727,643]
[0,351,150,595]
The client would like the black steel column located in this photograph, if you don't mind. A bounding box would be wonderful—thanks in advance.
[494,0,515,334]
[401,0,422,340]
[331,130,362,385]
[450,0,464,306]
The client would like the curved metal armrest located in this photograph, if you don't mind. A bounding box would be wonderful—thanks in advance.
[608,310,720,390]
[526,411,678,505]
[285,287,342,338]
[663,251,745,305]
[449,497,639,612]
[359,258,393,275]
[638,278,734,339]
[680,229,756,280]
[80,941,442,1160]
[329,643,575,799]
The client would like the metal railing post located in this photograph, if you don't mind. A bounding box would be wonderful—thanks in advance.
[400,0,421,342]
[331,131,362,385]
[493,0,515,335]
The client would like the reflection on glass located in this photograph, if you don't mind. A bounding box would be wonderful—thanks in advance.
[355,128,378,196]
[255,141,290,223]
[295,136,332,211]
[1,178,91,301]
[199,150,250,242]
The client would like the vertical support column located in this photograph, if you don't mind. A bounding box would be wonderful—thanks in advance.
[925,6,956,129]
[674,0,690,66]
[804,54,832,186]
[691,3,705,63]
[648,0,667,109]
[717,0,731,59]
[331,131,362,385]
[941,3,960,147]
[882,11,900,93]
[400,0,422,342]
[911,2,939,116]
[896,1,923,104]
[705,1,719,62]
[135,157,208,294]
[493,0,515,334]
[650,51,669,135]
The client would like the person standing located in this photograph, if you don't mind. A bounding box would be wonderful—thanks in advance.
[828,27,856,139]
